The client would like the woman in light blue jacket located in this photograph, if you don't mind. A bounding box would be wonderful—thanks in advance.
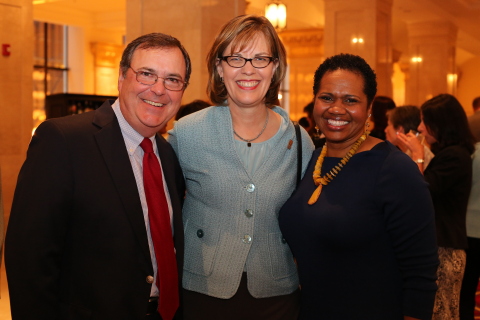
[168,14,314,320]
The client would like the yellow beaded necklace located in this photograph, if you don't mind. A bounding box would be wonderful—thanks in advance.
[308,131,370,205]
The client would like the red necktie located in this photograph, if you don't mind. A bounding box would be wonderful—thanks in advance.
[140,137,179,320]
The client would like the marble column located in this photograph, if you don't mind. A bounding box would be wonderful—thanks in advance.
[405,21,457,106]
[280,28,324,120]
[126,0,247,105]
[323,0,393,97]
[0,0,33,224]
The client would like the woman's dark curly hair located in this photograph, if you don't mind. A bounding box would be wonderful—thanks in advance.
[313,53,377,107]
[421,94,475,154]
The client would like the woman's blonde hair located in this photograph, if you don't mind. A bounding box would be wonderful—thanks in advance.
[206,15,287,106]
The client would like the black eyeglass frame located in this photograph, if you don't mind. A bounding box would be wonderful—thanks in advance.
[220,56,277,69]
[128,66,188,91]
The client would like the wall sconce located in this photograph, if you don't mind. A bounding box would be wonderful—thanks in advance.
[447,73,457,95]
[352,38,364,44]
[411,57,423,63]
[447,73,457,83]
[265,0,287,31]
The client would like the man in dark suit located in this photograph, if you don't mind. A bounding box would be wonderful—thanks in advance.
[5,33,190,320]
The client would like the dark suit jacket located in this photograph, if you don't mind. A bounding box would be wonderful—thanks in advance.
[5,101,185,320]
[424,145,471,249]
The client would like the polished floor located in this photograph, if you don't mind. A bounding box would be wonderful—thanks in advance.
[0,259,12,320]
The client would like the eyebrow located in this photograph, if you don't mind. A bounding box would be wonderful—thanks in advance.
[229,52,271,57]
[319,92,361,99]
[135,66,155,73]
[164,72,184,79]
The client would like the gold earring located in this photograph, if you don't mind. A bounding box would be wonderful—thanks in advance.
[364,114,371,135]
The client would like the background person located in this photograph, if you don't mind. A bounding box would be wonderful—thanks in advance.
[460,96,480,319]
[468,96,480,142]
[369,95,396,140]
[302,101,325,148]
[385,105,434,168]
[168,15,314,320]
[5,33,189,320]
[298,116,310,129]
[175,99,210,121]
[459,142,480,320]
[398,93,475,320]
[279,53,439,320]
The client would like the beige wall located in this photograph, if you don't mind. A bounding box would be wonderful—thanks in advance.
[0,0,33,226]
[280,28,324,121]
[457,56,480,116]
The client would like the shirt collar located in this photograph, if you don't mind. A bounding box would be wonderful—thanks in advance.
[112,99,156,156]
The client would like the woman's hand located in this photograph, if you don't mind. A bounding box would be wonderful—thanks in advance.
[397,132,425,173]
[397,132,424,159]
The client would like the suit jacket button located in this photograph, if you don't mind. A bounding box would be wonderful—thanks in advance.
[146,275,154,284]
[244,209,254,218]
[242,234,252,244]
[197,229,204,238]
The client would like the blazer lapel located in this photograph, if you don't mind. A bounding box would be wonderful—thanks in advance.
[155,135,184,247]
[93,102,152,264]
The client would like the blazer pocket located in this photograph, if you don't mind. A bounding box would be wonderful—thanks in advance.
[268,232,298,280]
[183,220,220,276]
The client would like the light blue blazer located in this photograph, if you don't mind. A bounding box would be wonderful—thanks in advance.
[168,106,314,298]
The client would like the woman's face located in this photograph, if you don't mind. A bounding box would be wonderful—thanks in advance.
[313,69,371,148]
[417,118,437,145]
[385,119,402,146]
[216,33,277,109]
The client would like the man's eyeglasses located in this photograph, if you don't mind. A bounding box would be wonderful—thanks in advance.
[220,56,276,69]
[129,67,187,91]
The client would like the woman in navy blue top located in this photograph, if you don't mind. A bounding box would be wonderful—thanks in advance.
[278,54,439,320]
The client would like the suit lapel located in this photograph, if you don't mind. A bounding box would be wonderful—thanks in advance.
[155,135,178,204]
[93,102,152,264]
[155,135,184,249]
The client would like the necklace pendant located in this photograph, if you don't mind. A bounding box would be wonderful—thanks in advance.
[247,142,251,147]
[308,184,323,205]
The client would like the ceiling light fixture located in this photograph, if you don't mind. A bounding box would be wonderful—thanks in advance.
[265,0,287,31]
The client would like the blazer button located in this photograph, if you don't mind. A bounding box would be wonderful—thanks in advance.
[197,229,204,238]
[146,275,154,284]
[246,184,255,192]
[242,234,252,244]
[244,209,253,218]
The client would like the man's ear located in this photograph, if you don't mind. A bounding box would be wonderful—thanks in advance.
[118,68,125,92]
